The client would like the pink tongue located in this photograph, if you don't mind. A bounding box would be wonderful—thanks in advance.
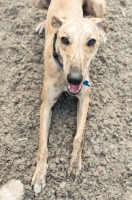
[68,83,81,93]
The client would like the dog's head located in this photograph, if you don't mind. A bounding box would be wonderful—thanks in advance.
[52,16,107,95]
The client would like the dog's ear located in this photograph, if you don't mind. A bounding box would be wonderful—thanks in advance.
[32,0,51,10]
[91,18,107,31]
[51,16,65,29]
[90,18,107,43]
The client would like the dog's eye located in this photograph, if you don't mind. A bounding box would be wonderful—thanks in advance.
[87,39,96,46]
[61,37,69,45]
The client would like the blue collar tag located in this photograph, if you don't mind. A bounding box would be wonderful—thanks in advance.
[83,80,90,87]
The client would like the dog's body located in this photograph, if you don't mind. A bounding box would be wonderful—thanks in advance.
[32,0,107,195]
[0,179,24,200]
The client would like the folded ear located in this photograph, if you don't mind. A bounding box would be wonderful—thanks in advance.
[51,16,65,29]
[32,0,51,10]
[90,18,107,43]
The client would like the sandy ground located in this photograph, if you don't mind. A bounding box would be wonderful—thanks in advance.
[0,0,132,199]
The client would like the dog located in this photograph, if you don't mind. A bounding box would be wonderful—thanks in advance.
[0,179,24,200]
[31,0,107,195]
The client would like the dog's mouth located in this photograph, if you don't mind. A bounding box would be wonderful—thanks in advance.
[67,82,82,95]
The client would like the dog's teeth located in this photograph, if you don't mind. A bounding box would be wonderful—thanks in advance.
[67,83,82,94]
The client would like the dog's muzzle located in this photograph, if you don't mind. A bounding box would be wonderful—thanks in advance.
[67,73,83,95]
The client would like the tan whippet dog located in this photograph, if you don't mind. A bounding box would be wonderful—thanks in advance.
[32,0,107,195]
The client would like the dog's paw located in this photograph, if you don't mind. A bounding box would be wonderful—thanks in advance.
[68,152,82,180]
[31,162,48,196]
[35,20,46,35]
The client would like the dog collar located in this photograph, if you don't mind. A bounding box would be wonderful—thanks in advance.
[53,33,63,69]
[53,33,90,87]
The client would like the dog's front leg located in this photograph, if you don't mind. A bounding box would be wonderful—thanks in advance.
[68,89,90,178]
[32,78,62,195]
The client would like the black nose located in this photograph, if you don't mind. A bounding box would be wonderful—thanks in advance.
[67,73,83,85]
